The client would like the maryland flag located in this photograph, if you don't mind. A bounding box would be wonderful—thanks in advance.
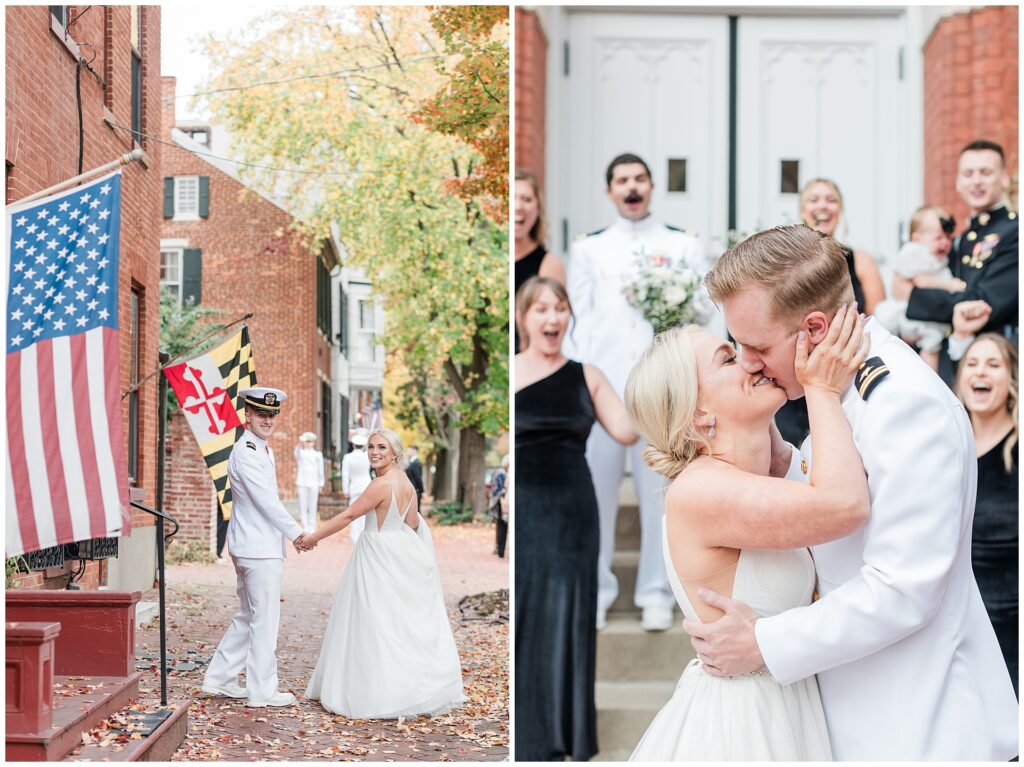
[163,327,256,520]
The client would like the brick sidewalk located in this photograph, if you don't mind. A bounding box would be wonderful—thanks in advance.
[133,522,509,761]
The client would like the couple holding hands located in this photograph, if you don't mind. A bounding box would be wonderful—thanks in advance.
[201,387,465,718]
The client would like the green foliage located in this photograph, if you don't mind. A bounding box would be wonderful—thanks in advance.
[164,539,216,565]
[159,287,222,417]
[414,6,510,217]
[198,7,509,459]
[5,556,28,589]
[429,500,473,526]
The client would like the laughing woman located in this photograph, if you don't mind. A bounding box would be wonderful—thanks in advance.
[954,330,1019,696]
[514,276,637,761]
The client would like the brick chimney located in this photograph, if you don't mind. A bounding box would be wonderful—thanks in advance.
[161,76,176,141]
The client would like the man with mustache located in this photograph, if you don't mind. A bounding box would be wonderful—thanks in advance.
[566,153,706,632]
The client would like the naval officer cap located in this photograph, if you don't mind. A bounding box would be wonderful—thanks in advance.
[239,386,288,414]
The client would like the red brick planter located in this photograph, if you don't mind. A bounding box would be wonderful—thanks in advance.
[5,621,60,735]
[6,590,140,676]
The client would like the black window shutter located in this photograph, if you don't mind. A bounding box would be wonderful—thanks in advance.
[163,177,174,218]
[182,248,202,306]
[198,176,210,218]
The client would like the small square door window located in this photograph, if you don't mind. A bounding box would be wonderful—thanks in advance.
[781,160,800,194]
[667,159,687,193]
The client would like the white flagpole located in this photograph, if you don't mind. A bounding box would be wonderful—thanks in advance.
[7,149,145,208]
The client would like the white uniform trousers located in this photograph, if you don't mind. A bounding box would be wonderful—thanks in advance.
[297,486,318,533]
[348,492,366,543]
[589,424,673,613]
[203,557,284,703]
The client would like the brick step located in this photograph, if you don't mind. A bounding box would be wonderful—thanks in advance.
[597,615,694,681]
[6,672,142,761]
[593,679,676,762]
[63,699,190,762]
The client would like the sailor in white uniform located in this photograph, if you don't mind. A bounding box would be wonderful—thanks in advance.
[202,387,304,708]
[341,429,372,543]
[294,431,325,534]
[566,153,711,631]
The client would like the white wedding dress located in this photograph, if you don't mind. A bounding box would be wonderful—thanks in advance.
[630,528,832,761]
[305,491,466,718]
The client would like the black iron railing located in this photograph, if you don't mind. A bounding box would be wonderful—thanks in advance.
[129,499,179,706]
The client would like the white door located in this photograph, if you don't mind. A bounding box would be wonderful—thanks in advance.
[561,12,730,257]
[736,14,910,264]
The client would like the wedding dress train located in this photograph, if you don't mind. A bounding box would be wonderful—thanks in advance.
[305,491,466,718]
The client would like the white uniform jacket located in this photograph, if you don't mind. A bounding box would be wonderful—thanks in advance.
[341,449,372,498]
[756,320,1018,760]
[565,215,707,396]
[226,430,303,559]
[293,446,325,488]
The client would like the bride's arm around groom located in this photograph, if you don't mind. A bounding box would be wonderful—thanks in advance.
[689,330,1018,760]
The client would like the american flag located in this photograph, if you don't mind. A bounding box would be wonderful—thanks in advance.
[5,170,130,557]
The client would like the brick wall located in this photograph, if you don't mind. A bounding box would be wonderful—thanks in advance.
[515,9,547,188]
[160,78,334,545]
[923,6,1019,222]
[164,412,216,544]
[5,6,162,588]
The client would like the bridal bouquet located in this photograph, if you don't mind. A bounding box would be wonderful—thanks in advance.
[623,252,708,335]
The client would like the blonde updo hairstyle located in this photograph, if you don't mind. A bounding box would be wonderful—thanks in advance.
[367,429,404,463]
[624,326,709,481]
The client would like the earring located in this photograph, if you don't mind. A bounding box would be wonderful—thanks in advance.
[708,416,717,439]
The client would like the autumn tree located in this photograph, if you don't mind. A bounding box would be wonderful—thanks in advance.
[199,6,509,514]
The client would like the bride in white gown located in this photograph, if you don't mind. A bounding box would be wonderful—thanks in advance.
[623,304,869,760]
[296,429,465,719]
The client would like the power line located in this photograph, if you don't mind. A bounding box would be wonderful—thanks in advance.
[106,120,461,177]
[167,54,446,102]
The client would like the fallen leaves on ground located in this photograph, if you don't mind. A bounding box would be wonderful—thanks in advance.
[129,524,508,761]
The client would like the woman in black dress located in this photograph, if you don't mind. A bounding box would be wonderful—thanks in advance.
[515,170,565,351]
[515,276,637,761]
[955,329,1018,696]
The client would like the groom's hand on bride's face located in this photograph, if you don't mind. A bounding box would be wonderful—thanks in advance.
[682,589,765,677]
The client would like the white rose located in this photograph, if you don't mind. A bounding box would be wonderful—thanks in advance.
[663,285,686,305]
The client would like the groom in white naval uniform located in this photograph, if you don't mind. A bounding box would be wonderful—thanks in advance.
[202,386,305,708]
[687,226,1017,760]
[566,153,707,632]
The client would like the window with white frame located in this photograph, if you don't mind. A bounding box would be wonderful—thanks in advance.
[160,245,184,302]
[173,176,199,220]
[359,299,375,331]
[357,299,377,363]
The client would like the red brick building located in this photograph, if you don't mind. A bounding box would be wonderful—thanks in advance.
[923,6,1019,220]
[5,5,163,591]
[159,76,342,546]
[515,8,547,190]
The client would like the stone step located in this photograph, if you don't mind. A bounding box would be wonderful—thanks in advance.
[609,550,639,613]
[593,679,677,762]
[63,699,190,762]
[597,615,694,681]
[6,673,142,761]
[614,504,642,550]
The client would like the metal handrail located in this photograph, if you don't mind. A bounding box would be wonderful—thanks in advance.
[129,500,180,540]
[128,500,179,706]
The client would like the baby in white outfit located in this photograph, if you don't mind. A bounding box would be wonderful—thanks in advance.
[875,206,965,371]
